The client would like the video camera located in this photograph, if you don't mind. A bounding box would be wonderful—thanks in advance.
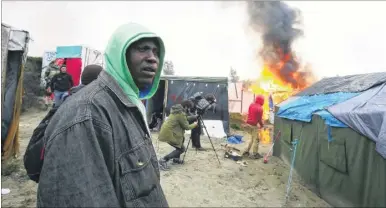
[191,92,217,116]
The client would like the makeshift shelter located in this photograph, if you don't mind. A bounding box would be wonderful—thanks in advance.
[1,23,30,159]
[40,45,104,87]
[273,72,386,207]
[145,76,229,138]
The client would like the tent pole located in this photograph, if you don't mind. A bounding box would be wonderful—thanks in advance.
[234,82,238,98]
[241,89,243,113]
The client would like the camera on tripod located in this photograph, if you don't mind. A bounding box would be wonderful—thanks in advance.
[191,92,217,116]
[182,92,221,165]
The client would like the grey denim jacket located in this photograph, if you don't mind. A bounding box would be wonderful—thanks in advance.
[37,71,169,208]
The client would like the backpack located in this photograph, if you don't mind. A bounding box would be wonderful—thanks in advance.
[23,107,58,183]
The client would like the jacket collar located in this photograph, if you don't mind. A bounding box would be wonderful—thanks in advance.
[99,70,136,108]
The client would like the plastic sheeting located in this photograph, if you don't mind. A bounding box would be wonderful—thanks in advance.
[297,72,386,96]
[66,58,82,86]
[273,115,386,207]
[56,46,82,58]
[277,92,359,123]
[314,110,347,128]
[1,24,29,159]
[2,52,22,142]
[328,83,386,158]
[2,23,29,51]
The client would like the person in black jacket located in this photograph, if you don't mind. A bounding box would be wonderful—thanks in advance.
[61,64,103,103]
[50,65,73,107]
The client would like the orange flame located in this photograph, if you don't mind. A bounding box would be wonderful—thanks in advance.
[259,128,271,145]
[246,52,316,144]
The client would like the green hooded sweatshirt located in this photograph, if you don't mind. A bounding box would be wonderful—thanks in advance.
[104,23,165,127]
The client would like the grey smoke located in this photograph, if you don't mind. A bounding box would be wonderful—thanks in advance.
[247,1,308,88]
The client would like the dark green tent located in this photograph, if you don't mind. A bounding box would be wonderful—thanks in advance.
[273,72,386,207]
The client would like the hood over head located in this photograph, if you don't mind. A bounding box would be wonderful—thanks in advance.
[170,104,184,114]
[255,95,265,106]
[104,22,165,101]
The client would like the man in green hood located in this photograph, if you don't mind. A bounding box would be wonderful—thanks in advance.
[37,23,169,207]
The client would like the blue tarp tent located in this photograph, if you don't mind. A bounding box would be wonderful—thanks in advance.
[273,72,386,207]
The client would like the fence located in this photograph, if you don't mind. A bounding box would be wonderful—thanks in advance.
[228,82,256,114]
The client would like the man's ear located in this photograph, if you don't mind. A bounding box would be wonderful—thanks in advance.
[125,48,131,69]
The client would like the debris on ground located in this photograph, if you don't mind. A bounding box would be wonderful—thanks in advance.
[2,189,11,195]
[1,107,331,207]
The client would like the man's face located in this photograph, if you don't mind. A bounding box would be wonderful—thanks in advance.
[60,67,67,73]
[126,38,160,90]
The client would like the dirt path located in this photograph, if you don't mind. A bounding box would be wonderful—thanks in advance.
[1,109,330,207]
[2,108,46,207]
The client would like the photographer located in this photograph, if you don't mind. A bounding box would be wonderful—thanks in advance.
[189,93,216,150]
[158,103,198,170]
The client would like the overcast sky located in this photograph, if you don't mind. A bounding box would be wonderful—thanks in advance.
[2,1,386,80]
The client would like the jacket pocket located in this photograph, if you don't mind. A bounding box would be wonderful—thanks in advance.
[118,143,158,202]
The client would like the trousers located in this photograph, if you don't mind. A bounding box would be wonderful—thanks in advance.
[191,122,202,148]
[243,124,260,155]
[164,142,186,162]
[53,90,68,107]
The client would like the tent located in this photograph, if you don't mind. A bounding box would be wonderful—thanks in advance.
[145,76,229,138]
[40,45,104,87]
[273,72,386,207]
[1,23,30,159]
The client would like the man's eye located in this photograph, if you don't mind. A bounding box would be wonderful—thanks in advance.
[137,47,147,52]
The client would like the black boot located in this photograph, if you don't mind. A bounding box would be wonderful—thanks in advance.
[172,158,184,164]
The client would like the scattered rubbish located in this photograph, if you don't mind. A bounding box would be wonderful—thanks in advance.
[237,161,248,167]
[1,188,10,195]
[221,144,241,152]
[224,150,242,161]
[226,135,244,144]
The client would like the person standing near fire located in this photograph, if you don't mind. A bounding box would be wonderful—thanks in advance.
[242,95,265,159]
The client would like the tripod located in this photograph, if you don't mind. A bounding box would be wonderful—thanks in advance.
[182,115,221,165]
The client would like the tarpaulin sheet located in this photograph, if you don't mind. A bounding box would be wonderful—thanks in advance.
[273,115,386,207]
[2,52,22,140]
[328,83,386,158]
[277,92,359,123]
[66,58,82,86]
[315,110,347,128]
[297,72,386,96]
[56,46,82,58]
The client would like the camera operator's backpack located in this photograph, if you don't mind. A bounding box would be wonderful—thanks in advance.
[23,107,58,183]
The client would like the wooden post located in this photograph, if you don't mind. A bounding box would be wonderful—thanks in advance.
[240,89,243,113]
[234,82,238,99]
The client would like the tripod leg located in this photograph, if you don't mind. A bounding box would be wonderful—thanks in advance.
[198,116,221,166]
[182,137,191,164]
[156,138,160,153]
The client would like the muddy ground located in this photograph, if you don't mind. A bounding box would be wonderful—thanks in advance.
[1,108,330,207]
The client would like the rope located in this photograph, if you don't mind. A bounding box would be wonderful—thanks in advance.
[284,138,299,206]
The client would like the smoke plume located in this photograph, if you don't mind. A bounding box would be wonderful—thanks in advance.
[247,1,313,89]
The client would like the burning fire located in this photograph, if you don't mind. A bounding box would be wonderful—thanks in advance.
[244,1,318,144]
[259,128,271,145]
[249,55,316,143]
[250,61,311,121]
